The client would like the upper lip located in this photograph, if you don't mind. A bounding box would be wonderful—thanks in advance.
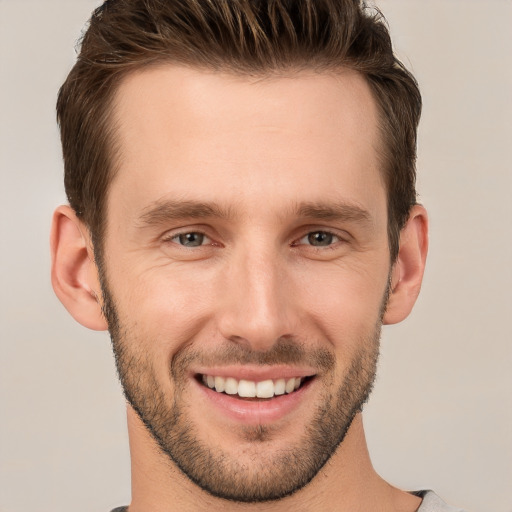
[192,365,317,381]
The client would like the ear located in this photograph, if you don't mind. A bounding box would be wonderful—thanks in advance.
[50,205,108,331]
[383,204,429,325]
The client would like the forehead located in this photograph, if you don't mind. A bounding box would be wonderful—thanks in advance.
[109,65,385,223]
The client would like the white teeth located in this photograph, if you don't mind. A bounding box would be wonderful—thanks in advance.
[224,377,238,395]
[202,375,305,398]
[256,379,274,398]
[214,376,225,393]
[274,378,286,396]
[285,378,296,394]
[238,380,256,397]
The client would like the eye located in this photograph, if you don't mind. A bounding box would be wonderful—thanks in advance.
[298,231,340,247]
[170,232,211,247]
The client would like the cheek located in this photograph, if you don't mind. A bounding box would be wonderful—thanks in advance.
[295,259,389,346]
[107,261,218,363]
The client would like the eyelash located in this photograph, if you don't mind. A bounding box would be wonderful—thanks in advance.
[163,231,214,248]
[294,231,343,249]
[162,229,345,249]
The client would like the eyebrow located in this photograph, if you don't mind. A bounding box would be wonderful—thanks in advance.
[295,201,372,225]
[138,199,235,226]
[137,198,372,227]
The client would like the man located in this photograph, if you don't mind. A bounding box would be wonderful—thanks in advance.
[50,1,462,510]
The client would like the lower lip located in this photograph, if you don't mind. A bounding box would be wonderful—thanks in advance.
[195,378,313,425]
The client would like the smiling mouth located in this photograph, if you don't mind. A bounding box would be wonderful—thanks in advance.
[198,374,313,400]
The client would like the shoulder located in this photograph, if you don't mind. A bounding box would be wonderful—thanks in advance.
[413,490,467,512]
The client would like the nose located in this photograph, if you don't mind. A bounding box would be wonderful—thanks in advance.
[217,244,296,352]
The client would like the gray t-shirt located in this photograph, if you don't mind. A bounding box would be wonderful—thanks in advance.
[111,490,465,511]
[413,490,467,512]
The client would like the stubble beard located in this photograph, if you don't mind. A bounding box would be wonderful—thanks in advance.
[99,271,384,503]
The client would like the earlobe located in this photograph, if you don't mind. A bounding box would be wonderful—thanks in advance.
[383,205,429,325]
[50,205,108,331]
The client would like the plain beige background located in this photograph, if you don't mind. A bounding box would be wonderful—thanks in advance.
[1,1,510,511]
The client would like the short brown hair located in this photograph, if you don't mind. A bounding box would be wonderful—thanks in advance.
[57,0,421,261]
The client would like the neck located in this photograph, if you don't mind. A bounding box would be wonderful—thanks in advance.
[126,408,420,512]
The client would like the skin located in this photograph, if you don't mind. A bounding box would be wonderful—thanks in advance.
[51,66,428,511]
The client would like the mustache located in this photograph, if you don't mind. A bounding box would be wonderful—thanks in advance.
[171,337,335,378]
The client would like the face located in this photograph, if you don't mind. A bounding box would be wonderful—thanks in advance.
[100,66,391,502]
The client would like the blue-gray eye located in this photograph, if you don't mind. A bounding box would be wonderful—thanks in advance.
[174,232,206,247]
[304,231,337,246]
